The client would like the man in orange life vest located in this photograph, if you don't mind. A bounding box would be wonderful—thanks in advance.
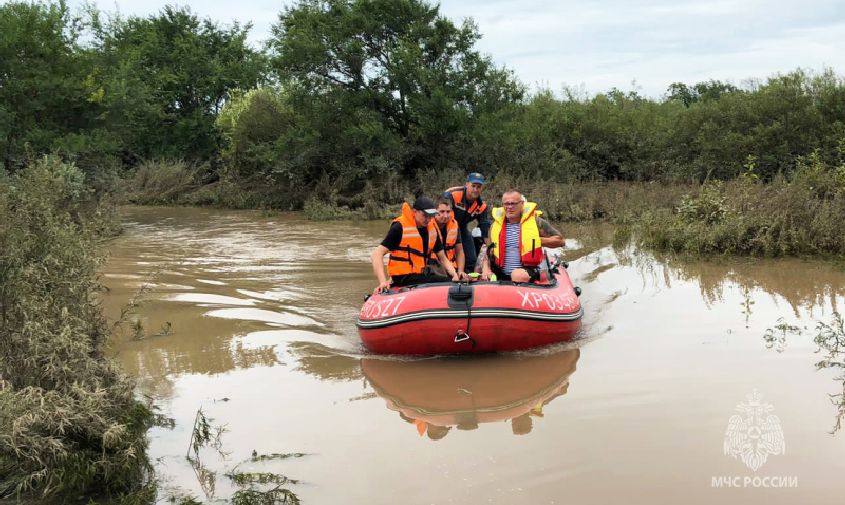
[480,190,564,283]
[427,197,465,276]
[370,197,463,295]
[442,172,491,273]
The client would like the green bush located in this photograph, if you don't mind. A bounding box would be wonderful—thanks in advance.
[127,159,198,204]
[633,150,845,256]
[0,156,153,500]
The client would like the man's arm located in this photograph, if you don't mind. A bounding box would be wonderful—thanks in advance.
[477,206,492,245]
[453,226,466,273]
[436,250,461,280]
[479,247,493,280]
[370,245,392,294]
[538,218,564,248]
[455,244,466,274]
[433,234,460,280]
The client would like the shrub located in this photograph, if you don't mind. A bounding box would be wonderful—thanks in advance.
[0,156,153,500]
[633,152,845,257]
[127,159,198,204]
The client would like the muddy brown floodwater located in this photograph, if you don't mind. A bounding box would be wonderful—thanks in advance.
[101,206,845,504]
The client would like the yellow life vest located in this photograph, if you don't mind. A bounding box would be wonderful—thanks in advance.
[490,202,543,269]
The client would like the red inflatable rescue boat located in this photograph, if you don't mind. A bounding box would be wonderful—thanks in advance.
[357,263,582,354]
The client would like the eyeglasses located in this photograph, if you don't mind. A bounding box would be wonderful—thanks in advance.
[502,201,522,207]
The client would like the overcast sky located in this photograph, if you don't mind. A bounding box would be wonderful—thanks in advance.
[69,0,845,97]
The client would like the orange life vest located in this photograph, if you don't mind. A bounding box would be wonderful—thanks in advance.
[387,202,439,277]
[431,218,459,267]
[446,186,488,218]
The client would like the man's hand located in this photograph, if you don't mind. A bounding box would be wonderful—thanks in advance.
[373,280,392,295]
[451,272,460,282]
[371,245,392,294]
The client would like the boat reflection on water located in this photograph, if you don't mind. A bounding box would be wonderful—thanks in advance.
[362,348,580,439]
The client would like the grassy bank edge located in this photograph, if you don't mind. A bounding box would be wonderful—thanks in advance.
[122,154,845,260]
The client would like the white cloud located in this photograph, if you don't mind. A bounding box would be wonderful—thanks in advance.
[68,0,845,97]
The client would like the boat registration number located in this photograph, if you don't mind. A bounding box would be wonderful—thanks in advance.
[360,296,407,319]
[517,290,569,311]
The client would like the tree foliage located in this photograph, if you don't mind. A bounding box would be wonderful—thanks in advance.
[667,79,739,107]
[0,1,93,171]
[92,5,267,162]
[1,0,845,206]
[266,0,523,185]
[0,1,266,174]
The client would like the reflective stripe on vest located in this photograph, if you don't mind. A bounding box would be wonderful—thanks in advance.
[448,187,487,216]
[490,202,543,269]
[387,202,438,277]
[431,218,460,267]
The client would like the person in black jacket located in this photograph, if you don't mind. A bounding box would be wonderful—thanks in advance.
[442,172,492,272]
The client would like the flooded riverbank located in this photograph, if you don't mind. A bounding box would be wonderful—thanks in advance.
[102,206,845,504]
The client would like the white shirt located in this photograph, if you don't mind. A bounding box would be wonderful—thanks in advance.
[503,222,522,274]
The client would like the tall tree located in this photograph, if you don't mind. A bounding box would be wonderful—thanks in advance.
[268,0,523,176]
[0,1,91,171]
[94,6,267,162]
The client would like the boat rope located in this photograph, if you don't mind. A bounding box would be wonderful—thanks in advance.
[454,281,477,348]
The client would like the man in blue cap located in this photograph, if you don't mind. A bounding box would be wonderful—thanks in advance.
[443,172,491,272]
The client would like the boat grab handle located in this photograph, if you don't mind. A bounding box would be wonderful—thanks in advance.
[454,330,476,348]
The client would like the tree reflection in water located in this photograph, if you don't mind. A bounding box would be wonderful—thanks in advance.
[612,245,845,317]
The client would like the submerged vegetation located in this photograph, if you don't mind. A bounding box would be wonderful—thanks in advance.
[814,315,845,433]
[0,156,154,500]
[177,407,303,504]
[763,315,845,434]
[633,149,845,257]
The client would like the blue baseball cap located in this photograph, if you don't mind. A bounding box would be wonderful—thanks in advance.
[466,172,485,184]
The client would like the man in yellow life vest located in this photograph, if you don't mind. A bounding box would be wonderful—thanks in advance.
[480,190,564,283]
[427,197,465,276]
[370,197,463,295]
